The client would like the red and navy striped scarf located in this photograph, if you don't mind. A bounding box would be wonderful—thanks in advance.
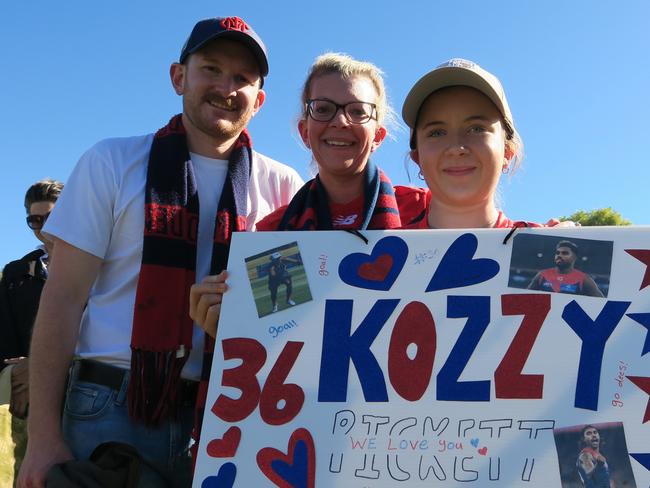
[128,114,249,430]
[277,160,401,230]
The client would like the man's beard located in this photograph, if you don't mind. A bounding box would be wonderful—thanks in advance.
[185,96,255,143]
[210,111,251,140]
[555,258,571,271]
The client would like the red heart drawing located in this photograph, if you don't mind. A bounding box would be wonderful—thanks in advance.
[478,446,488,456]
[358,254,393,282]
[257,428,315,488]
[207,426,242,458]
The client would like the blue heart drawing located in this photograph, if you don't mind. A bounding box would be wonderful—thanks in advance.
[339,236,408,291]
[470,438,479,447]
[271,440,310,488]
[202,462,236,488]
[426,233,500,292]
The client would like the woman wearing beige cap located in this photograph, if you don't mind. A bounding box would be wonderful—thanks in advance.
[397,58,547,229]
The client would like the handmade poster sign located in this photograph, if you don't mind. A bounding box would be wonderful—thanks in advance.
[193,227,650,487]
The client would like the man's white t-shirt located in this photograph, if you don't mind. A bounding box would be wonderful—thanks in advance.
[44,134,303,380]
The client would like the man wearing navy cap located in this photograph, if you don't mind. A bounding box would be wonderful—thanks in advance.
[18,16,302,488]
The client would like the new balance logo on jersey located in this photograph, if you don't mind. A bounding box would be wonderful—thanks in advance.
[333,214,358,226]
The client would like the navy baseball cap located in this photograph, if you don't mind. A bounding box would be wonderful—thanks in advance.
[179,16,269,77]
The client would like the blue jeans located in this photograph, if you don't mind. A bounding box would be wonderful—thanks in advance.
[62,361,194,487]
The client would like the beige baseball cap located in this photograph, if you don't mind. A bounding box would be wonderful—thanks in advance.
[402,58,514,148]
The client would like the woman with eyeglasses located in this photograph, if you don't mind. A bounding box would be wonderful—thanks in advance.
[190,52,414,335]
[255,52,403,231]
[0,178,63,481]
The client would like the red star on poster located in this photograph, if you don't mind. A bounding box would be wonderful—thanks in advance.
[625,249,650,290]
[627,376,650,423]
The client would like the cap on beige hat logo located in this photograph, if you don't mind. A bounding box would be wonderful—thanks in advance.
[440,58,477,70]
[402,58,515,148]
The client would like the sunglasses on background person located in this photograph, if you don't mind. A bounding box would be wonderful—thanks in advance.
[26,212,50,230]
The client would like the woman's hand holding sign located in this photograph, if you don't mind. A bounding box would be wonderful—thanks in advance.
[189,270,229,338]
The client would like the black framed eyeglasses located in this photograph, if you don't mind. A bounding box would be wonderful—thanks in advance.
[26,212,50,230]
[306,99,377,124]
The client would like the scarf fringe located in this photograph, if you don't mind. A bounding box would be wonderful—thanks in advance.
[127,349,189,427]
[130,115,250,429]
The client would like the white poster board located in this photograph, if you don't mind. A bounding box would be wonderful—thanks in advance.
[194,227,650,487]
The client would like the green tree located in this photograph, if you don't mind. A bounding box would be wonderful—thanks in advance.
[560,207,631,226]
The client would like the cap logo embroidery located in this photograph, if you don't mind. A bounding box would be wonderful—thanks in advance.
[220,17,250,33]
[439,58,476,70]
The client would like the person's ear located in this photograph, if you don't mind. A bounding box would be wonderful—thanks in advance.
[370,126,387,152]
[252,88,266,115]
[298,119,310,148]
[502,143,514,173]
[410,149,420,165]
[170,63,185,95]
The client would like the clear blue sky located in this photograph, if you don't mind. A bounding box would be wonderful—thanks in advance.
[2,1,648,266]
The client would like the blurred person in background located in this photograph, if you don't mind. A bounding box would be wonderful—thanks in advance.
[1,178,63,484]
